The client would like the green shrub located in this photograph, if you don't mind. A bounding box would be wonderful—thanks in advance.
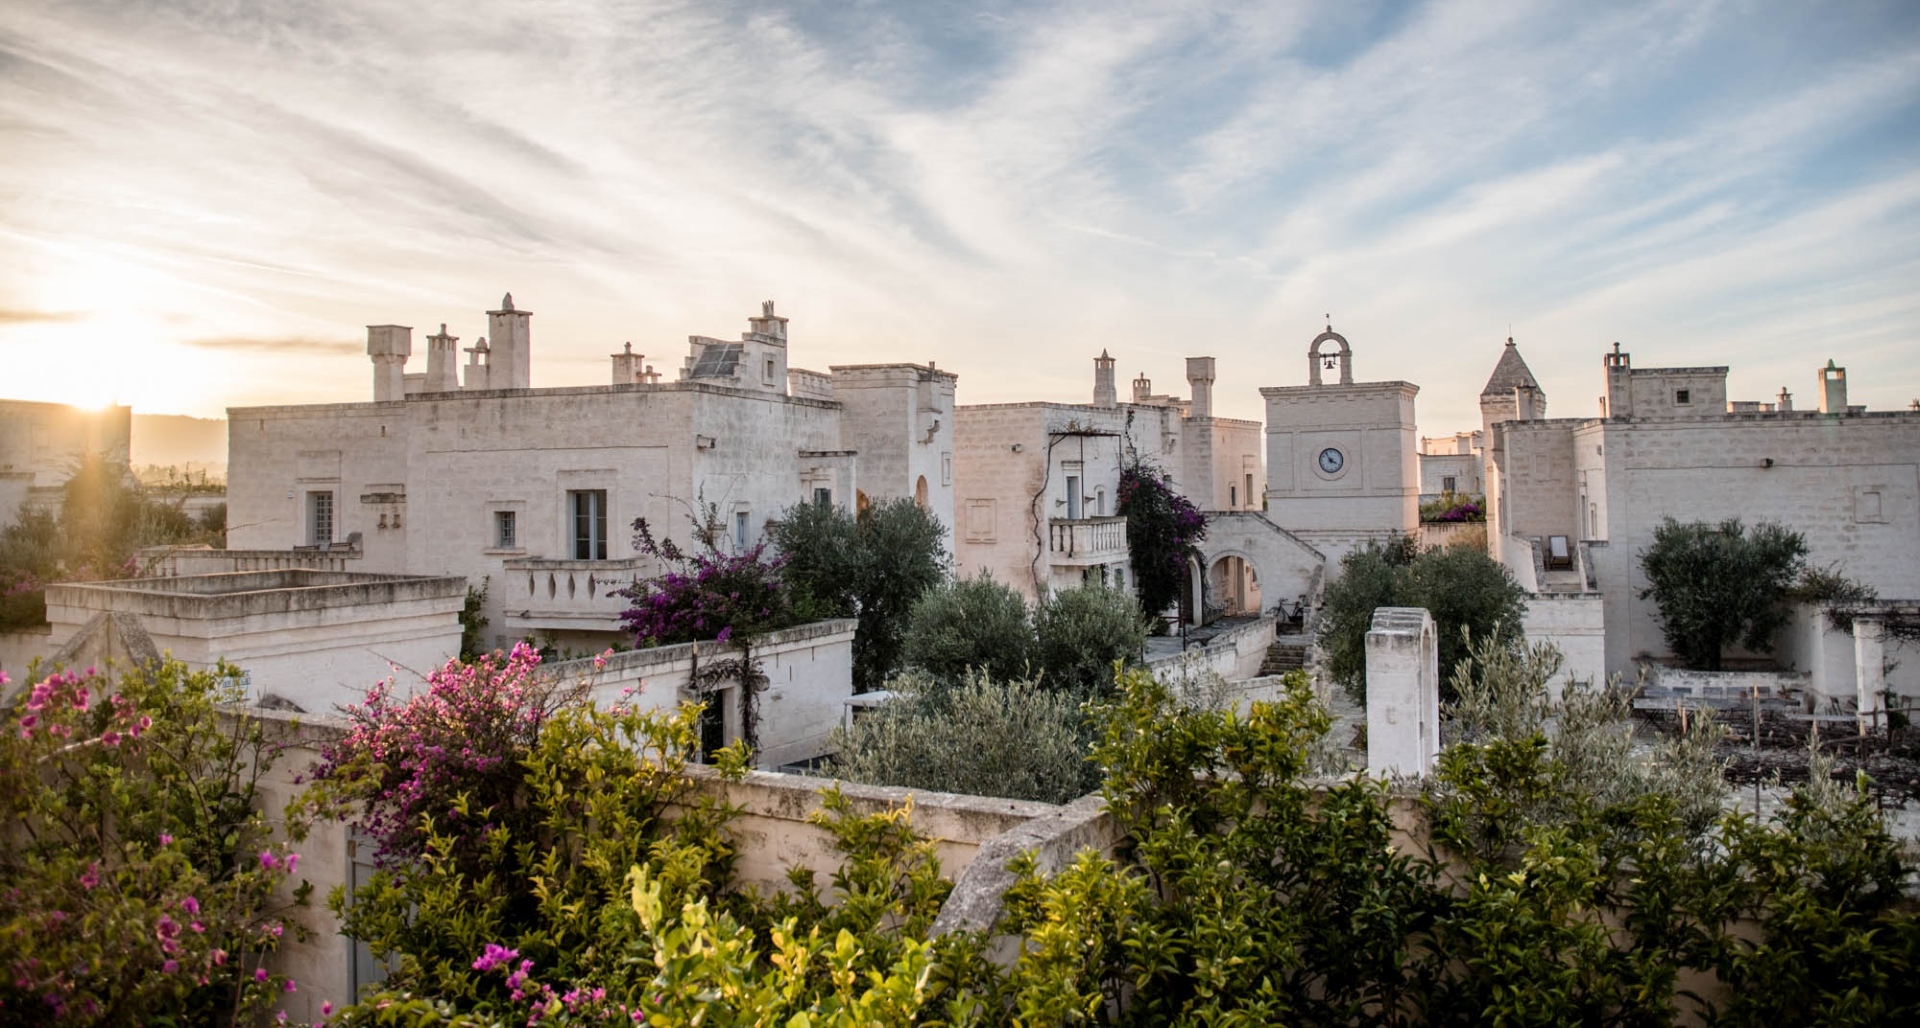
[0,660,302,1023]
[1639,517,1809,670]
[1317,535,1526,704]
[899,572,1035,685]
[829,671,1097,804]
[1032,584,1147,699]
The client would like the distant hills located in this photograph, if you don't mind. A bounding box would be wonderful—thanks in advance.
[132,414,226,477]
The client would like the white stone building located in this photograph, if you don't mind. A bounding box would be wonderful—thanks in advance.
[0,398,132,527]
[227,297,956,655]
[1419,431,1483,498]
[1261,326,1421,566]
[1485,342,1920,700]
[953,351,1318,623]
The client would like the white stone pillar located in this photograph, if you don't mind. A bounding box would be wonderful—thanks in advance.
[366,325,411,402]
[1366,606,1440,777]
[1854,615,1887,729]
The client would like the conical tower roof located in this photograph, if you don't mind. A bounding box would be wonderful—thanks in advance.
[1480,338,1541,398]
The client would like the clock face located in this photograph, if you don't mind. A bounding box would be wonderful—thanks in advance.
[1317,447,1345,474]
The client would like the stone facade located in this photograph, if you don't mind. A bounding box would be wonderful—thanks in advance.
[227,298,954,648]
[1488,344,1920,686]
[951,351,1265,609]
[1261,326,1420,566]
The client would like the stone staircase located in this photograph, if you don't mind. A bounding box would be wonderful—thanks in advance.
[1260,639,1309,677]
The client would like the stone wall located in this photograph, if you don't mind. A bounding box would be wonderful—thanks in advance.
[543,618,859,769]
[1145,614,1278,683]
[43,571,465,712]
[244,707,1069,1021]
[1522,593,1606,694]
[0,626,53,678]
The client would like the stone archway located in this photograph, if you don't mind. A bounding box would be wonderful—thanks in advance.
[1207,551,1262,617]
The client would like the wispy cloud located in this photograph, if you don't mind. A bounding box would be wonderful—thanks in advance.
[0,0,1914,424]
[185,336,361,355]
[0,308,84,323]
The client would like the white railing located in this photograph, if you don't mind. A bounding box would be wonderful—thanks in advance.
[1047,516,1127,560]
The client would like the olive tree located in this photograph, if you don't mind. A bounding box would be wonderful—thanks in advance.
[1638,517,1808,671]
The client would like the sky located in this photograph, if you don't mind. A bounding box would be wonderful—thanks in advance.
[1,0,1917,434]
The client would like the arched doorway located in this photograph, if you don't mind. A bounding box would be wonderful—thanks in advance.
[1207,553,1263,617]
[914,476,928,509]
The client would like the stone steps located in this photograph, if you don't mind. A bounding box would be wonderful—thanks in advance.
[1260,640,1308,677]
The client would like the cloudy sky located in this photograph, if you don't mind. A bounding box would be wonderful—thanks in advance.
[2,0,1916,432]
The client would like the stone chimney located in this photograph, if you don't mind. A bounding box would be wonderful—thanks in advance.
[424,324,459,393]
[1093,350,1117,408]
[612,342,644,385]
[1603,342,1630,419]
[367,325,412,402]
[1132,372,1152,403]
[1185,357,1216,419]
[1819,360,1848,414]
[486,293,532,390]
[1777,387,1793,412]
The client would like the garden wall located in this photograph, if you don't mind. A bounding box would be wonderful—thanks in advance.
[1144,613,1277,682]
[242,705,1071,1022]
[0,625,52,679]
[542,618,858,769]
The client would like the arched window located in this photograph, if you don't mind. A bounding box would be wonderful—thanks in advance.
[914,476,928,509]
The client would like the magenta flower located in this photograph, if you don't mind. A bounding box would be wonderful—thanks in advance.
[254,968,269,983]
[472,943,519,972]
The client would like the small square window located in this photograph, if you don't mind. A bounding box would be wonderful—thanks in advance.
[1675,389,1691,405]
[495,511,517,549]
[1442,476,1457,493]
[813,487,832,507]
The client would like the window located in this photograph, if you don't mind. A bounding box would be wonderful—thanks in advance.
[1442,475,1457,493]
[734,510,750,551]
[1066,475,1082,519]
[1095,487,1106,517]
[764,358,776,384]
[813,487,832,507]
[1675,389,1691,405]
[570,490,607,560]
[1245,474,1254,508]
[495,510,517,549]
[307,491,333,545]
[1230,485,1237,508]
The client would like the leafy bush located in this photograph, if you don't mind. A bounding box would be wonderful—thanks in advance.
[1317,535,1527,704]
[617,518,798,646]
[1032,584,1146,698]
[306,649,1001,1026]
[1116,462,1207,620]
[1638,516,1809,670]
[829,671,1098,804]
[899,572,1035,685]
[0,660,302,1024]
[772,498,948,691]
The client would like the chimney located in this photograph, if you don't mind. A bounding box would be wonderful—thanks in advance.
[1185,357,1216,419]
[1603,342,1631,419]
[612,342,644,385]
[424,324,459,392]
[1132,372,1152,403]
[1514,384,1541,421]
[486,293,532,390]
[1819,360,1848,414]
[367,325,412,402]
[1777,387,1793,412]
[1093,350,1117,407]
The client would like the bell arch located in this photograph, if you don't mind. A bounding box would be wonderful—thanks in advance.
[1308,326,1352,386]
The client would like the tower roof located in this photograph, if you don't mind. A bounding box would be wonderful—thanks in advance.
[1480,338,1541,398]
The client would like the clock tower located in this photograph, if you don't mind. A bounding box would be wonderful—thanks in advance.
[1260,323,1420,564]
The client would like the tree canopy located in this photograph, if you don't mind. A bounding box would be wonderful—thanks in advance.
[1638,517,1809,671]
[770,497,949,691]
[1317,535,1528,704]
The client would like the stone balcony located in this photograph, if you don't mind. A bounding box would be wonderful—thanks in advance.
[1047,516,1127,566]
[501,556,656,632]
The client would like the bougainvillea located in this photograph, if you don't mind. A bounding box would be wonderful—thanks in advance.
[304,643,560,870]
[1116,463,1208,622]
[616,518,799,647]
[0,661,301,1024]
[1419,493,1485,523]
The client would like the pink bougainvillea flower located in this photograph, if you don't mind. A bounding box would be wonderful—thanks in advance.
[254,968,269,982]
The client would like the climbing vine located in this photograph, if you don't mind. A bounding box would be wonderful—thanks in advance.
[1116,461,1207,621]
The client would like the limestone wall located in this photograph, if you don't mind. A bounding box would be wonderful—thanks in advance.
[0,626,53,678]
[543,618,859,769]
[1144,615,1278,683]
[1594,413,1920,674]
[1522,594,1606,694]
[244,706,1066,1021]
